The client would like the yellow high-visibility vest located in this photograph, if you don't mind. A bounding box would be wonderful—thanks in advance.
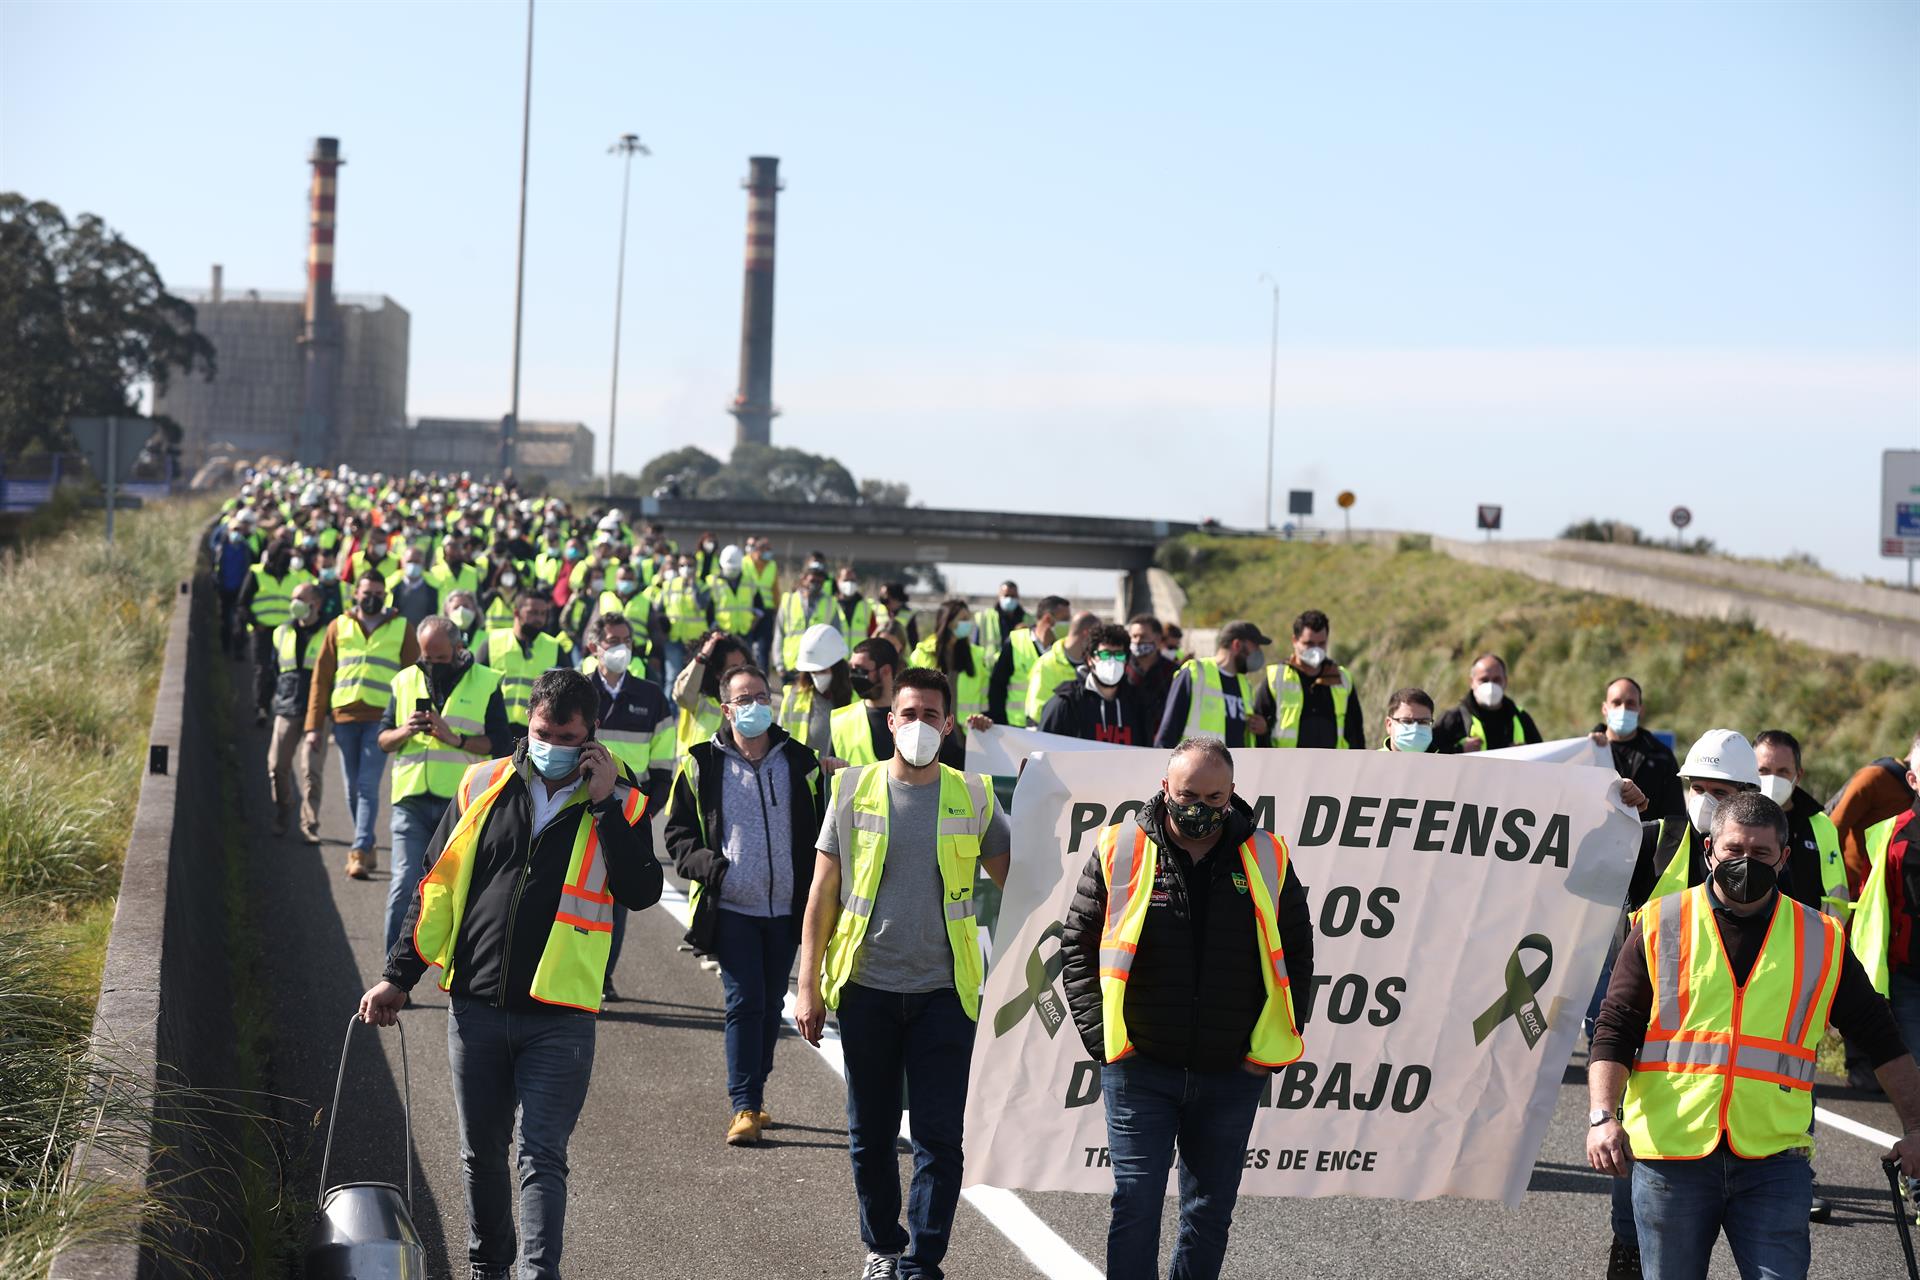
[1095,818,1303,1068]
[707,575,756,635]
[483,628,572,727]
[830,702,882,767]
[331,613,409,710]
[818,763,995,1019]
[1001,629,1043,727]
[387,662,502,802]
[1176,658,1252,745]
[1850,814,1912,996]
[779,590,838,670]
[413,757,649,1013]
[1264,663,1354,748]
[250,566,312,629]
[1622,886,1841,1159]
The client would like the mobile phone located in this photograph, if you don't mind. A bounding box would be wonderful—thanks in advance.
[415,698,432,714]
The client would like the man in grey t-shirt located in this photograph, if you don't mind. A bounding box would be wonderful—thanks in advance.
[797,669,1009,1280]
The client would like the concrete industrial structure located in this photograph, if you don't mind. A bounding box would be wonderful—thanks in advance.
[156,136,592,484]
[728,156,782,448]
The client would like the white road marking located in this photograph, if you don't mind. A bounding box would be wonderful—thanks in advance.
[654,881,1103,1280]
[1816,1106,1898,1148]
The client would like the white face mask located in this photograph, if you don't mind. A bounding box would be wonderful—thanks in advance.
[1758,774,1795,806]
[894,718,942,768]
[289,555,306,573]
[810,670,835,692]
[1092,656,1127,686]
[1299,645,1327,670]
[1686,790,1720,835]
[599,644,632,676]
[838,579,858,598]
[500,571,517,587]
[1472,680,1505,709]
[449,605,477,630]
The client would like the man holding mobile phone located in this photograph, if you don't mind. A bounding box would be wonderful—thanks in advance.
[376,616,513,957]
[362,668,660,1280]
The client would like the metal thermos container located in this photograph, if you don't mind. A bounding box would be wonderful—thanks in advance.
[303,1015,426,1278]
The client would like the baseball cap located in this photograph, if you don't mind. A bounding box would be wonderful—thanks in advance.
[1217,619,1273,647]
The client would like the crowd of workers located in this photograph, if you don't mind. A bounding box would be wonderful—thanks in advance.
[206,464,1920,1280]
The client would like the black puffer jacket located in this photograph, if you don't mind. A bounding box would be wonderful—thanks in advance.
[1061,794,1314,1072]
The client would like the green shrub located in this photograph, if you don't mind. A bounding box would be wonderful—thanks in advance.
[1169,534,1920,799]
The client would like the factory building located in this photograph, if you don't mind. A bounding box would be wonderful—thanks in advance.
[156,137,592,485]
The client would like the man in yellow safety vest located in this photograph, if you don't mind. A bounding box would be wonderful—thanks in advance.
[1061,737,1314,1280]
[987,594,1069,727]
[360,668,660,1280]
[795,667,1009,1280]
[1586,790,1920,1279]
[305,569,419,880]
[1152,620,1271,750]
[475,591,573,730]
[1250,608,1366,750]
[375,615,510,957]
[1435,652,1542,753]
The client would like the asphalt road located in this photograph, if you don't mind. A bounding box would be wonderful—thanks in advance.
[235,671,1910,1279]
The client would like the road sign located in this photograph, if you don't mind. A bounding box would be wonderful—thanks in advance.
[1337,491,1355,510]
[68,417,149,544]
[1670,506,1692,530]
[1476,505,1502,531]
[1883,450,1920,559]
[1288,490,1313,517]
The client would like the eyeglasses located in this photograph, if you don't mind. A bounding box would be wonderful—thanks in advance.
[727,693,773,707]
[1093,650,1129,662]
[1388,715,1434,728]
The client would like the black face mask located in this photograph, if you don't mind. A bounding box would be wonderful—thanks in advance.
[850,672,876,699]
[1166,797,1227,841]
[426,659,460,701]
[358,594,385,614]
[1711,856,1778,905]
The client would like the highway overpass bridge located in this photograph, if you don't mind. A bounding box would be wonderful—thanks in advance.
[635,497,1199,616]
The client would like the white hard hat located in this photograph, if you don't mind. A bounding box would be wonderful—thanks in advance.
[607,507,627,525]
[795,624,848,673]
[1679,729,1760,788]
[719,544,744,575]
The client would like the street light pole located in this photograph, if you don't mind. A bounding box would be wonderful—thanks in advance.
[605,134,650,500]
[1259,273,1279,530]
[504,0,534,478]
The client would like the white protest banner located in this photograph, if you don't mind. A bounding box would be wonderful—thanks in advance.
[1484,734,1614,768]
[963,747,1641,1205]
[965,723,1133,776]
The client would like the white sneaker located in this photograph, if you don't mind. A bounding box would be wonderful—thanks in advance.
[859,1254,900,1280]
[700,956,721,972]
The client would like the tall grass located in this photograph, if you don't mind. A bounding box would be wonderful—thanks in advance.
[0,496,229,1274]
[1166,535,1920,800]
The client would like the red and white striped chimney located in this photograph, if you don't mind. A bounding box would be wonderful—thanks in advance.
[298,137,344,465]
[729,156,782,448]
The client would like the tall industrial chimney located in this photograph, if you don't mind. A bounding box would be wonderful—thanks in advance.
[728,156,782,449]
[297,137,344,466]
[210,263,223,304]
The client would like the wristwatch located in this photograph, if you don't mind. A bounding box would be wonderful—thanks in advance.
[1588,1107,1615,1128]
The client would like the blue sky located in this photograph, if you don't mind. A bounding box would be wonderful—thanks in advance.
[3,0,1916,582]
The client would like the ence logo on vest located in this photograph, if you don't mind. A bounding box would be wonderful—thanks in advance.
[992,921,1069,1039]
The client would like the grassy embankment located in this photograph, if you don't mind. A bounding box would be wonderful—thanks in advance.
[0,494,224,1274]
[1165,535,1920,799]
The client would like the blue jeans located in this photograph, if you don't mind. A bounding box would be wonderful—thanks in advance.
[331,720,387,853]
[836,983,975,1279]
[1101,1056,1267,1280]
[714,909,799,1111]
[1631,1145,1812,1280]
[662,640,689,694]
[1889,969,1920,1056]
[386,794,450,957]
[605,905,628,995]
[446,997,596,1280]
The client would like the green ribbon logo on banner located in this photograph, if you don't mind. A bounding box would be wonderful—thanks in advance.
[993,921,1068,1038]
[1471,933,1553,1049]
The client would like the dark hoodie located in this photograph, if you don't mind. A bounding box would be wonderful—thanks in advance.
[1061,794,1314,1072]
[1591,724,1684,821]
